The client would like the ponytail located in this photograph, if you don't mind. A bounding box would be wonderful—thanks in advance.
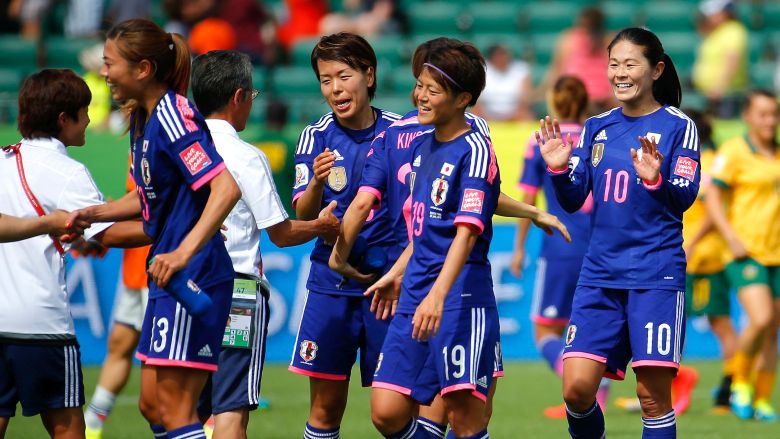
[170,33,190,96]
[608,27,683,108]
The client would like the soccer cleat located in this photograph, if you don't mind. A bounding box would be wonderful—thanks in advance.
[84,426,102,439]
[730,382,754,420]
[259,397,271,411]
[753,399,778,422]
[615,397,641,412]
[671,366,698,415]
[543,403,568,419]
[712,375,732,409]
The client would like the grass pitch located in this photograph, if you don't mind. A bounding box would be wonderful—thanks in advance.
[5,361,780,438]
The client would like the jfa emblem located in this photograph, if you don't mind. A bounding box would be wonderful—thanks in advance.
[299,340,318,362]
[141,157,152,185]
[431,177,449,206]
[592,143,605,167]
[328,166,347,191]
[565,325,577,346]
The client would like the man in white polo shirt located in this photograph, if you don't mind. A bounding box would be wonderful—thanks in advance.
[190,50,340,438]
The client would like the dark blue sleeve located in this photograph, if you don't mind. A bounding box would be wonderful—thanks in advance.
[547,123,593,213]
[359,130,389,195]
[644,121,701,215]
[518,139,543,195]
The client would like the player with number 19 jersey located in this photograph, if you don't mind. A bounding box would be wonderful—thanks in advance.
[549,106,700,378]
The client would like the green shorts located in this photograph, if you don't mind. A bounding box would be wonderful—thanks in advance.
[685,272,731,317]
[725,258,780,297]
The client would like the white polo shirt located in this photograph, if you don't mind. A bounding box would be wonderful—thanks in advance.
[206,119,288,279]
[0,137,112,340]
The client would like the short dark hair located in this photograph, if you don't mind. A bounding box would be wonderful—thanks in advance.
[191,50,253,117]
[18,69,91,139]
[743,88,778,111]
[423,40,486,107]
[310,32,377,100]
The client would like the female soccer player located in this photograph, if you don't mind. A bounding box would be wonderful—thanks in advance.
[706,89,780,422]
[71,19,241,439]
[512,76,611,419]
[288,32,401,439]
[365,40,500,439]
[537,28,699,438]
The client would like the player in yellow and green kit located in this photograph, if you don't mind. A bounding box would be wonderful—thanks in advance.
[707,90,780,422]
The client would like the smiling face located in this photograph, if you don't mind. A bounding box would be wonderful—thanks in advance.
[316,59,373,127]
[101,38,143,103]
[608,39,663,108]
[744,94,779,145]
[415,68,465,127]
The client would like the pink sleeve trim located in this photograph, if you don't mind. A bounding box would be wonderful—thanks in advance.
[358,186,382,209]
[372,381,413,395]
[547,165,569,175]
[191,162,226,191]
[517,182,539,196]
[291,191,305,209]
[531,315,570,325]
[643,173,663,190]
[632,360,680,369]
[454,215,484,235]
[492,371,505,378]
[287,365,348,380]
[144,358,218,371]
[562,352,607,363]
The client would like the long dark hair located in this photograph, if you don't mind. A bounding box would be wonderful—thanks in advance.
[608,27,681,108]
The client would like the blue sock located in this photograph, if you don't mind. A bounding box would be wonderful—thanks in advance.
[304,422,340,439]
[566,400,605,439]
[416,416,446,438]
[642,410,676,438]
[150,424,167,439]
[538,336,564,373]
[445,429,489,439]
[167,422,205,439]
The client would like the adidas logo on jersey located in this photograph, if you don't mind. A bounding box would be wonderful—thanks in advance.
[332,149,345,161]
[198,344,213,357]
[413,155,421,167]
[594,130,608,141]
[477,376,488,389]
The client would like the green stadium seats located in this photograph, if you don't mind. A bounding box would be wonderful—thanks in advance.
[466,2,522,34]
[407,2,465,35]
[530,32,560,65]
[44,37,101,72]
[286,96,331,124]
[390,64,416,94]
[471,34,530,62]
[0,35,37,71]
[750,61,775,89]
[525,2,581,34]
[0,69,25,93]
[601,1,638,31]
[762,3,780,29]
[680,91,706,112]
[643,2,695,33]
[748,32,768,64]
[373,94,412,115]
[369,35,406,66]
[252,68,268,94]
[270,66,319,97]
[531,63,548,87]
[290,38,320,67]
[656,32,699,79]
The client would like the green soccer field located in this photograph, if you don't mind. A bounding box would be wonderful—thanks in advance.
[5,361,780,438]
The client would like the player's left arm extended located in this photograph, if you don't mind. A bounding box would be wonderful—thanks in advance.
[412,224,478,341]
[495,192,571,242]
[329,191,375,280]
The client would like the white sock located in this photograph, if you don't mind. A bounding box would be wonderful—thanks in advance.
[85,386,117,429]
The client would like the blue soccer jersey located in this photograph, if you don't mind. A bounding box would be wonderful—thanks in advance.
[292,108,400,296]
[358,110,492,252]
[398,129,501,313]
[548,106,700,290]
[519,122,591,259]
[130,90,234,298]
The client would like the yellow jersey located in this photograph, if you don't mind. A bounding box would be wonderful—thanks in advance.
[711,136,780,266]
[683,148,729,274]
[692,20,748,96]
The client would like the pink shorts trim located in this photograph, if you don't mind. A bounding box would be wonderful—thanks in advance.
[562,352,607,363]
[547,165,569,175]
[643,173,663,190]
[291,191,305,209]
[441,383,487,403]
[358,186,382,209]
[372,381,412,396]
[532,315,569,325]
[287,365,347,381]
[453,215,484,234]
[144,358,218,371]
[517,182,539,196]
[632,360,680,369]
[492,371,505,378]
[191,162,226,191]
[604,369,626,381]
[135,352,148,362]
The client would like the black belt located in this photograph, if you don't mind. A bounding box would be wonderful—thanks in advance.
[235,272,270,298]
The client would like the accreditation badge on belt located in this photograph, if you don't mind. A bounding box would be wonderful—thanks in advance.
[222,278,258,349]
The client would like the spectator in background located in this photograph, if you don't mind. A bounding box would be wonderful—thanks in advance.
[692,0,748,118]
[7,0,51,39]
[472,43,533,121]
[276,0,327,51]
[163,0,216,37]
[254,99,297,215]
[218,0,278,65]
[79,43,112,129]
[319,0,396,37]
[105,0,150,25]
[543,7,613,114]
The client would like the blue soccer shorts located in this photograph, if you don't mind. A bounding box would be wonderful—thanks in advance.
[562,286,686,380]
[136,280,232,371]
[530,256,582,325]
[373,306,500,405]
[289,290,389,387]
[0,342,84,417]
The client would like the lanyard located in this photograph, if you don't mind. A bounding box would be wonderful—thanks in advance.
[2,143,66,256]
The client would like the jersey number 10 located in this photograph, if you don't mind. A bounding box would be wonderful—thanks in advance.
[603,169,629,204]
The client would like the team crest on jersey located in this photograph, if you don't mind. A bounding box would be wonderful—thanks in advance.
[565,325,577,346]
[592,143,605,167]
[328,166,347,191]
[178,142,212,175]
[460,189,484,214]
[294,164,309,189]
[141,157,152,185]
[142,140,149,153]
[299,340,318,362]
[743,264,759,281]
[440,162,455,176]
[431,178,449,205]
